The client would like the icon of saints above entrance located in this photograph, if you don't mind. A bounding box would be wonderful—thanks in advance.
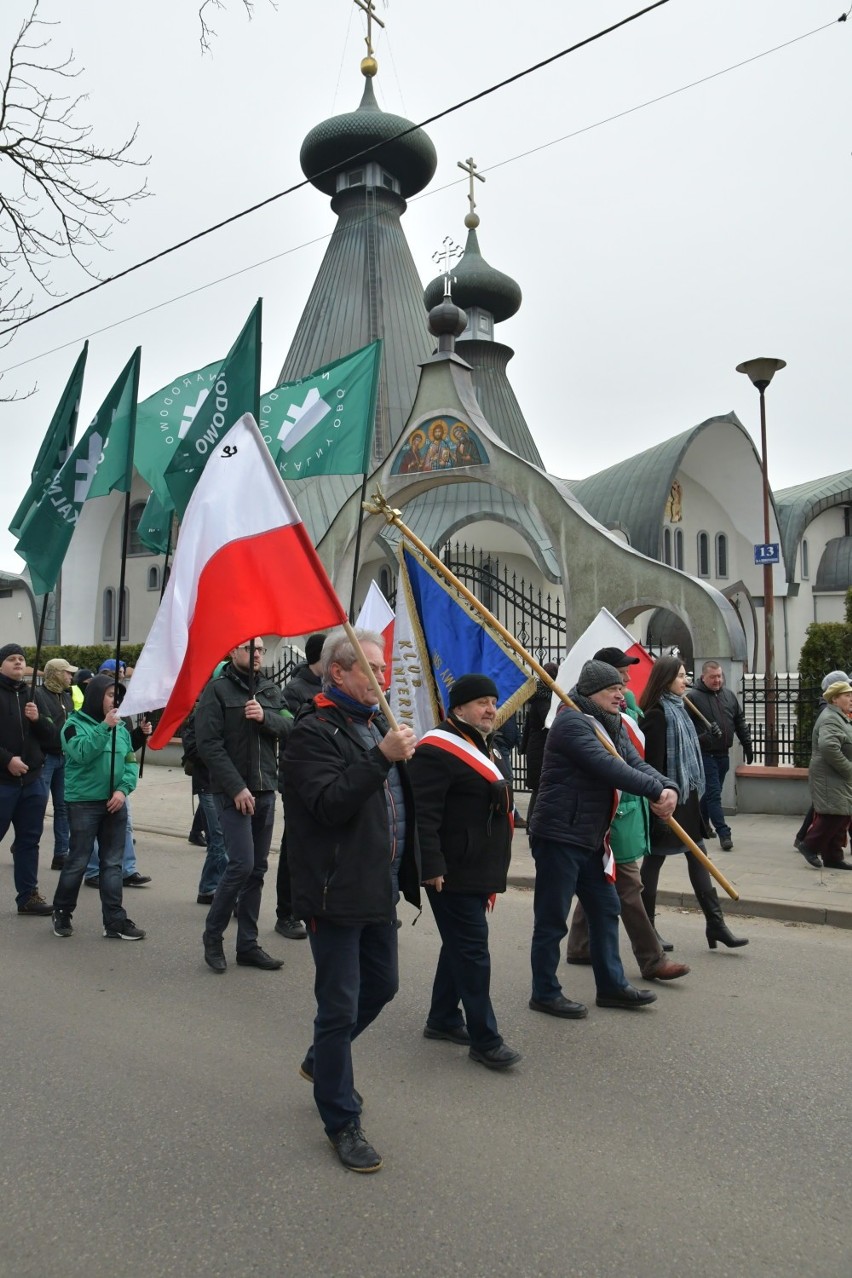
[392,416,488,476]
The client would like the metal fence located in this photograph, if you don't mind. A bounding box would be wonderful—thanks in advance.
[740,673,822,767]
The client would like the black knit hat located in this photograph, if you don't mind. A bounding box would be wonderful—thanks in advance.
[0,643,25,665]
[576,660,624,696]
[448,673,499,709]
[305,633,327,664]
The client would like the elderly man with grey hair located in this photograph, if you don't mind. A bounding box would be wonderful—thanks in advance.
[283,626,420,1174]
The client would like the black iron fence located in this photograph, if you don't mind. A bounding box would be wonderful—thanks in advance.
[740,673,823,767]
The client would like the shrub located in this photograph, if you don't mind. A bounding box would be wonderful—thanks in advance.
[795,620,852,765]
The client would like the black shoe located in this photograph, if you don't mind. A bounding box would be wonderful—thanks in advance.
[274,915,307,940]
[719,837,734,852]
[197,892,215,904]
[17,892,53,916]
[123,873,151,887]
[235,947,284,970]
[50,856,66,871]
[299,1061,363,1108]
[84,876,99,888]
[565,954,592,966]
[795,840,822,868]
[706,827,718,839]
[188,833,207,847]
[203,931,226,973]
[103,918,146,941]
[52,910,73,938]
[469,1043,522,1070]
[328,1122,382,1173]
[529,994,588,1019]
[423,1023,471,1045]
[823,860,852,871]
[596,986,657,1009]
[655,930,674,953]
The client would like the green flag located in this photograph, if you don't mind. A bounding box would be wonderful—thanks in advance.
[261,340,381,480]
[9,342,89,538]
[164,299,262,517]
[133,359,222,509]
[16,348,141,596]
[136,489,175,556]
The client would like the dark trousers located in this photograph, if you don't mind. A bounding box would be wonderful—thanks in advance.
[275,800,294,919]
[54,800,127,927]
[205,791,275,953]
[43,753,70,859]
[803,813,851,866]
[425,886,502,1051]
[797,806,815,842]
[567,858,664,977]
[304,916,398,1135]
[530,837,626,1001]
[0,777,48,906]
[699,753,731,839]
[640,846,713,906]
[196,791,227,895]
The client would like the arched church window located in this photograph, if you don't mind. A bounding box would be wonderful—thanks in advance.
[662,528,672,565]
[128,502,153,556]
[715,533,728,579]
[379,566,392,599]
[801,539,809,579]
[697,532,710,578]
[147,565,160,591]
[674,529,684,570]
[115,587,130,641]
[103,588,115,641]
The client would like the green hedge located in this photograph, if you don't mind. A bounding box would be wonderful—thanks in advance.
[795,588,852,765]
[23,644,145,671]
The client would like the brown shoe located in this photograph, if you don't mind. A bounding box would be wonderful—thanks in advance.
[645,959,691,981]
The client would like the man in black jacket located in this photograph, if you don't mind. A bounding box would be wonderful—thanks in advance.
[196,638,291,973]
[283,627,419,1173]
[0,642,57,914]
[35,657,76,870]
[689,660,753,852]
[529,660,678,1016]
[409,674,521,1071]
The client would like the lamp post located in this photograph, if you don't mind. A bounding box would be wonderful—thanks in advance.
[736,356,786,766]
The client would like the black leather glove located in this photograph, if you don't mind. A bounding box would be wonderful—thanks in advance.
[743,746,754,764]
[708,722,723,740]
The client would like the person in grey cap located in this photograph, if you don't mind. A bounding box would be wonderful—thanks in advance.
[408,673,521,1071]
[529,659,679,1016]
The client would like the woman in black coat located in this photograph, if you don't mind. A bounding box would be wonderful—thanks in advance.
[639,656,747,951]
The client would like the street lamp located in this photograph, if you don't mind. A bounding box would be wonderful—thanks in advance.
[736,356,786,766]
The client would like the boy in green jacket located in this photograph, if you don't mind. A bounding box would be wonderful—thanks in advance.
[51,673,145,941]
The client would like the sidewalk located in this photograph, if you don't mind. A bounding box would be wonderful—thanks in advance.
[126,764,852,930]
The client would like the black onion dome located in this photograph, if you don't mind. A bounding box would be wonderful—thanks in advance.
[423,227,522,323]
[300,75,437,198]
[428,296,467,339]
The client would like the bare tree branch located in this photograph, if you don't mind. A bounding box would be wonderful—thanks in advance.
[197,0,277,55]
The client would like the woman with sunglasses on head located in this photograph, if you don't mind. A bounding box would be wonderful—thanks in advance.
[639,655,748,951]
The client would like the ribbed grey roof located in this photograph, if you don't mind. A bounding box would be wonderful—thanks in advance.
[379,481,561,581]
[815,537,852,592]
[457,340,544,468]
[570,414,745,559]
[775,470,852,580]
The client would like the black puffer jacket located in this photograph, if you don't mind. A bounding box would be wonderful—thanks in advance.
[520,681,551,790]
[531,700,676,852]
[35,685,74,755]
[408,716,513,894]
[0,674,57,784]
[195,663,291,798]
[688,680,752,756]
[281,662,321,716]
[283,696,420,926]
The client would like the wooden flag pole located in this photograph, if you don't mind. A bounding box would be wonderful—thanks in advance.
[364,489,738,901]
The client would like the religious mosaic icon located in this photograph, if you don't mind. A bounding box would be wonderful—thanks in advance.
[392,416,488,475]
[665,479,683,523]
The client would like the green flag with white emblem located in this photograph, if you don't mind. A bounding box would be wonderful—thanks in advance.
[261,340,381,480]
[16,349,141,596]
[133,359,221,511]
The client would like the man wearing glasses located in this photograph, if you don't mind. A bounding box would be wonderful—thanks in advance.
[196,637,292,973]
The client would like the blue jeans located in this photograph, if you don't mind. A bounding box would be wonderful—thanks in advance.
[86,798,136,878]
[304,916,398,1135]
[54,800,128,928]
[700,754,730,839]
[42,753,69,859]
[425,887,502,1051]
[530,837,627,1001]
[205,791,275,952]
[0,777,49,905]
[197,792,227,895]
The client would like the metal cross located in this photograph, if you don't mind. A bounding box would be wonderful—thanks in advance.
[353,0,385,57]
[432,236,462,290]
[457,156,485,219]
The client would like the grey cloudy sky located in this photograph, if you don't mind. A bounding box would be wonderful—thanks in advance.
[1,0,849,571]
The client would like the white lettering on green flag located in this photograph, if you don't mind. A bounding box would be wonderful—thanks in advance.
[133,360,221,510]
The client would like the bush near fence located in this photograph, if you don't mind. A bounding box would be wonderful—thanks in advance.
[21,644,145,672]
[795,588,852,767]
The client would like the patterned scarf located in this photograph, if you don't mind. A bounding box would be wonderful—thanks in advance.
[661,691,705,799]
[572,690,624,747]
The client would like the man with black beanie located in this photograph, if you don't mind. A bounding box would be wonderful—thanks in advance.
[0,642,56,914]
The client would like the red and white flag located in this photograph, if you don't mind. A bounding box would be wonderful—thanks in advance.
[546,608,654,727]
[355,580,394,689]
[122,413,346,747]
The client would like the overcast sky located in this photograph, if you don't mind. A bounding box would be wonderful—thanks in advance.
[1,0,849,572]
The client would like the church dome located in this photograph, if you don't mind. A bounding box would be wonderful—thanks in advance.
[423,227,522,323]
[300,73,437,198]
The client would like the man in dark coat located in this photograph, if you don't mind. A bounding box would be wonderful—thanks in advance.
[408,673,521,1071]
[0,642,57,914]
[196,638,291,974]
[283,627,419,1173]
[35,657,77,870]
[529,660,678,1017]
[689,660,753,851]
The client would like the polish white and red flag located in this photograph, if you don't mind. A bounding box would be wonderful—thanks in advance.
[355,580,394,689]
[122,413,347,747]
[546,607,654,727]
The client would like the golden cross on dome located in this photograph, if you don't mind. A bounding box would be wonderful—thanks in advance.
[353,0,385,58]
[457,155,485,227]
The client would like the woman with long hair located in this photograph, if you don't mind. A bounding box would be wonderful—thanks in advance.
[639,656,748,950]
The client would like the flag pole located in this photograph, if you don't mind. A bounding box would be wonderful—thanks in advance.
[28,595,50,701]
[347,473,371,622]
[364,489,738,901]
[135,520,174,781]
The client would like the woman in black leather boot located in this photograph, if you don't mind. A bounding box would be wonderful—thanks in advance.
[639,657,748,951]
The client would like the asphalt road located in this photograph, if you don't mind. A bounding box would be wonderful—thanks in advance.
[2,832,851,1278]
